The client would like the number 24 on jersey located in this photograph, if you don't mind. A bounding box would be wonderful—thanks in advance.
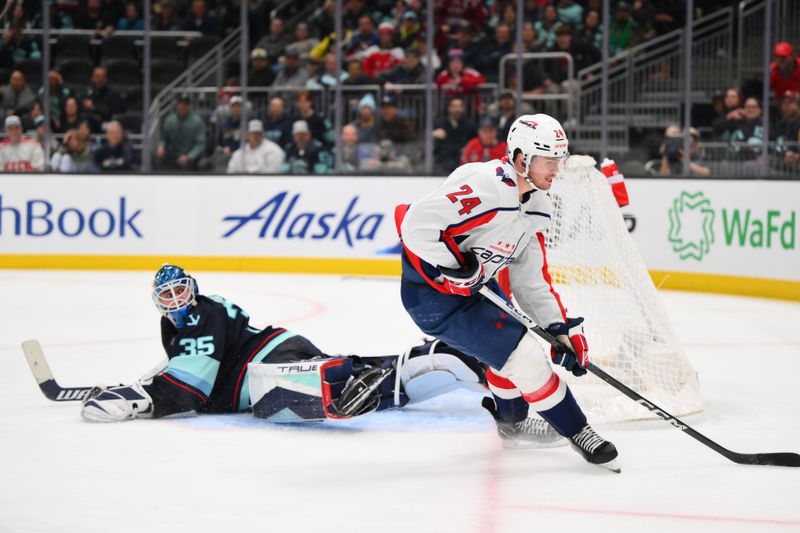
[446,185,482,216]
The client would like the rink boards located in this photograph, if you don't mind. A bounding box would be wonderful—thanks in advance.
[0,174,798,300]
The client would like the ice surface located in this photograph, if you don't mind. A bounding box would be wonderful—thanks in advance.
[1,271,798,533]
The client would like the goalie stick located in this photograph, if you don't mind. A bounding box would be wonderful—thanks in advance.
[22,340,94,401]
[477,286,800,468]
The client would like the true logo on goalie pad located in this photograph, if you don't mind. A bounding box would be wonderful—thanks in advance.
[248,358,353,422]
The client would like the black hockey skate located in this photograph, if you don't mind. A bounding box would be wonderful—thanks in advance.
[569,424,621,473]
[482,397,566,449]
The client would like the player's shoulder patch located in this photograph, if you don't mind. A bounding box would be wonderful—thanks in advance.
[495,164,516,187]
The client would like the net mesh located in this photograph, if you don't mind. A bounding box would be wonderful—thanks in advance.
[537,155,703,423]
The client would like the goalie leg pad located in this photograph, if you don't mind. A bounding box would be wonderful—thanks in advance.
[248,357,352,422]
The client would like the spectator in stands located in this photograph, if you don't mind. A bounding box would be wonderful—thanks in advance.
[558,0,584,29]
[257,17,291,61]
[343,0,370,31]
[1,70,36,117]
[75,0,115,33]
[156,93,206,171]
[59,96,99,133]
[346,15,379,58]
[415,36,441,71]
[227,119,285,174]
[93,120,137,171]
[546,25,601,84]
[451,21,487,73]
[378,94,414,145]
[38,71,72,128]
[516,22,543,54]
[249,48,275,87]
[432,96,476,174]
[535,5,563,49]
[0,21,41,70]
[362,22,404,79]
[310,0,335,40]
[81,66,122,123]
[770,42,800,99]
[307,53,348,89]
[32,4,75,30]
[631,0,656,40]
[263,95,292,148]
[353,93,378,143]
[487,89,534,140]
[214,95,245,154]
[282,119,333,174]
[609,2,641,55]
[293,22,320,63]
[0,115,44,171]
[652,0,685,36]
[343,58,372,85]
[728,97,765,161]
[711,86,744,141]
[436,49,486,97]
[461,118,507,165]
[51,128,97,173]
[181,0,220,36]
[274,48,310,87]
[379,47,425,85]
[774,90,800,170]
[340,123,372,172]
[153,0,178,31]
[361,138,412,173]
[576,9,602,49]
[292,90,333,146]
[658,125,709,176]
[117,2,143,31]
[485,23,514,83]
[398,11,421,49]
[28,115,56,154]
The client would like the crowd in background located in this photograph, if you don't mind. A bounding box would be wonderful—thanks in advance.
[0,0,797,175]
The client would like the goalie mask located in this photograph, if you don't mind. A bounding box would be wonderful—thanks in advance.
[152,264,198,328]
[506,113,569,186]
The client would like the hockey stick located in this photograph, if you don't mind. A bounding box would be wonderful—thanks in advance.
[22,340,95,401]
[478,286,800,468]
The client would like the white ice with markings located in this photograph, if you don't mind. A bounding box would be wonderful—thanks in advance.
[1,270,798,533]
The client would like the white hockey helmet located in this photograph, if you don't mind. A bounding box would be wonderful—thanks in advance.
[506,113,569,171]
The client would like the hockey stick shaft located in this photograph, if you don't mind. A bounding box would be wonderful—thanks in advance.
[478,286,800,467]
[22,340,94,401]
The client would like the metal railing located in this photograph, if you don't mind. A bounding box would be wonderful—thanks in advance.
[499,52,575,126]
[147,27,241,152]
[578,7,734,132]
[737,0,800,83]
[647,141,800,177]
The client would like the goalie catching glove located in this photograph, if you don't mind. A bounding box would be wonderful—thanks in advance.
[438,251,484,296]
[81,381,153,422]
[546,317,589,377]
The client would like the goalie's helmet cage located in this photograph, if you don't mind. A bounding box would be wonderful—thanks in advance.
[506,113,570,171]
[152,264,198,328]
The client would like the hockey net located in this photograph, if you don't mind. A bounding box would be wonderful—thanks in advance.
[537,155,703,424]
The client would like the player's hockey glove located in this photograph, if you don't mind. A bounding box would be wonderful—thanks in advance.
[81,381,154,422]
[438,252,485,296]
[546,317,589,377]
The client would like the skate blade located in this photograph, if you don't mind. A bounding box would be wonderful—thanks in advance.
[595,458,621,473]
[502,438,568,450]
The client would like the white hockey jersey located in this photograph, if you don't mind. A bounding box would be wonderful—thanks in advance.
[398,158,567,329]
[0,137,45,172]
[226,139,285,174]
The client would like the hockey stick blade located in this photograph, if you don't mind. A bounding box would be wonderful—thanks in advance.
[22,340,94,402]
[477,286,800,468]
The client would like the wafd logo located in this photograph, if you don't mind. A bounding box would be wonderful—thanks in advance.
[668,191,715,261]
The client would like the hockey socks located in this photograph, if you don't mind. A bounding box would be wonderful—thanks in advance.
[536,387,587,438]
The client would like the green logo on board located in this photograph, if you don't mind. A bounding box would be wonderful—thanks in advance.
[668,192,715,261]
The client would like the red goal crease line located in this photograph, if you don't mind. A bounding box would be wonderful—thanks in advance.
[0,253,798,301]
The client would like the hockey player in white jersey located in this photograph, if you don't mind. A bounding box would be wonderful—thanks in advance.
[396,113,619,471]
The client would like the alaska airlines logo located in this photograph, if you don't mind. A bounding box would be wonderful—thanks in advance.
[222,191,383,247]
[496,166,515,187]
